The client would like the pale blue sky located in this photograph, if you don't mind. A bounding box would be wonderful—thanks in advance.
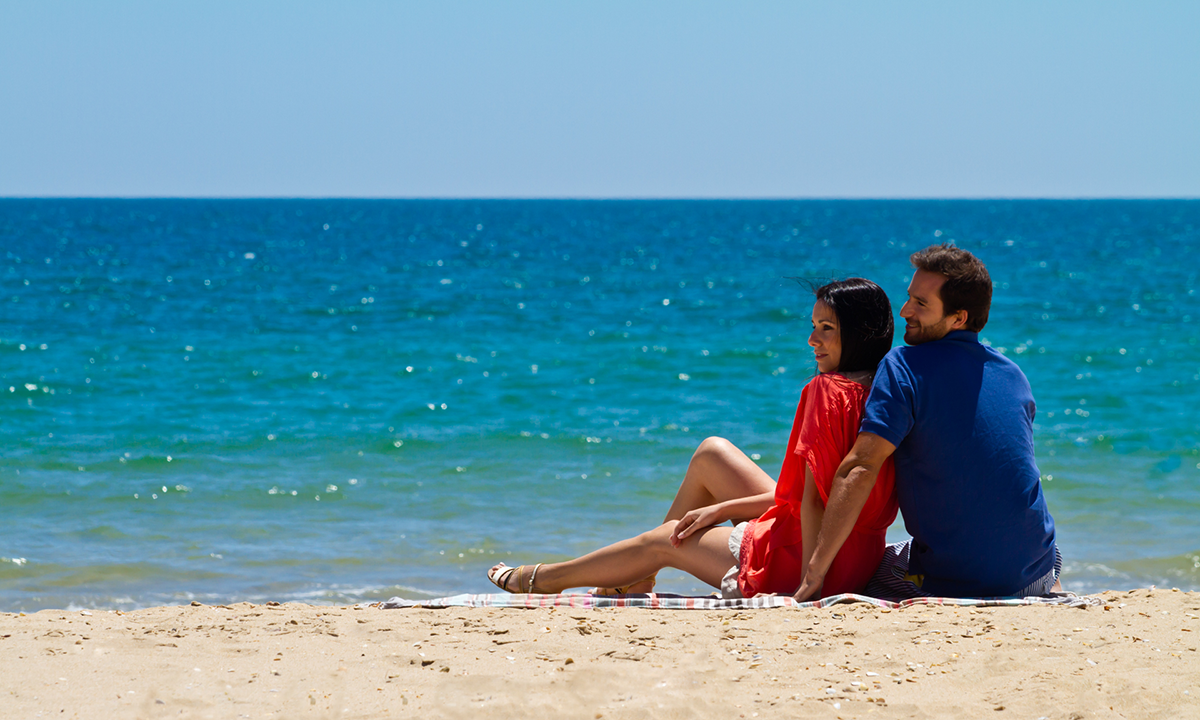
[2,1,1197,198]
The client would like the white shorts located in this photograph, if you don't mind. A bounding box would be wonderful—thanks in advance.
[719,522,749,599]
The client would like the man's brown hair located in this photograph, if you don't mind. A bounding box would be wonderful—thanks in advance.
[910,244,992,332]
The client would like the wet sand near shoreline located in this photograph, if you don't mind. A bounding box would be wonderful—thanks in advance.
[1,588,1196,719]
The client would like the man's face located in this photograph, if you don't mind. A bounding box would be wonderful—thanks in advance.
[899,269,964,345]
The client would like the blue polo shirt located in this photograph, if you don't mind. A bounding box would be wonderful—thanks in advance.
[861,330,1056,597]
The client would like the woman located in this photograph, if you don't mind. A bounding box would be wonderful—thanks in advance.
[487,278,898,600]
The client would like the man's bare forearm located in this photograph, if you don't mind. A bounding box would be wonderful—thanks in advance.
[804,463,879,582]
[792,432,895,600]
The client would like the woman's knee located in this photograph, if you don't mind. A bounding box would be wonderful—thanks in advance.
[638,522,680,559]
[693,436,736,463]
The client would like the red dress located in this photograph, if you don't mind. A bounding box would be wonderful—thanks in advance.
[737,373,897,598]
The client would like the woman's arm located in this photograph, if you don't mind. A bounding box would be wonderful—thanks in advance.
[669,491,775,547]
[793,431,896,601]
[798,463,823,584]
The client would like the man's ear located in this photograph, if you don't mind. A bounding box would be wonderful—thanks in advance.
[947,309,969,330]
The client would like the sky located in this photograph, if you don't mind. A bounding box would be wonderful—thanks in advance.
[1,1,1198,198]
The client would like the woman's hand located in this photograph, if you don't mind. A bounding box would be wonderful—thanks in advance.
[792,569,825,602]
[669,503,726,547]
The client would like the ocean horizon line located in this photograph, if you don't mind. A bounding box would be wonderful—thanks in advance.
[3,195,1198,202]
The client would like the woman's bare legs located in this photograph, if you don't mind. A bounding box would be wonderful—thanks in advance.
[586,437,773,595]
[662,436,776,524]
[500,520,737,594]
[585,437,772,593]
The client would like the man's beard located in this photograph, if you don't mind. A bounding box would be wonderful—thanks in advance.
[903,317,955,345]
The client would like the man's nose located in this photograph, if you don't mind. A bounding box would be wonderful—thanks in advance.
[899,301,913,318]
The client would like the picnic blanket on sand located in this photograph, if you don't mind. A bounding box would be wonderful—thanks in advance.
[377,591,1101,610]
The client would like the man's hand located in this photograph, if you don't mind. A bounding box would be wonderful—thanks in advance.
[669,504,726,547]
[792,570,825,602]
[798,432,896,602]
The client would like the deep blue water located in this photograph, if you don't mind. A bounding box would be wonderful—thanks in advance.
[1,199,1197,611]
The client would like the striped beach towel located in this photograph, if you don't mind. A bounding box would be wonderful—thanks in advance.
[376,591,1099,610]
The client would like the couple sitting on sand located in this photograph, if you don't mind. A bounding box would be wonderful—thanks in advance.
[488,244,1061,601]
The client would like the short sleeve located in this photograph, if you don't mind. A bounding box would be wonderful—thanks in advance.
[859,350,915,449]
[793,375,863,503]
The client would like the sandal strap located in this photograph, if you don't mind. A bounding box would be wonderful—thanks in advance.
[527,563,543,593]
[494,564,524,593]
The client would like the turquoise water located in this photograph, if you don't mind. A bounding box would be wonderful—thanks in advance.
[1,199,1197,611]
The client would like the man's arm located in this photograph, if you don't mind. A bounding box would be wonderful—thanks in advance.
[793,431,896,601]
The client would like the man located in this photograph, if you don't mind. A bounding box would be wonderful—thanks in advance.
[795,244,1058,600]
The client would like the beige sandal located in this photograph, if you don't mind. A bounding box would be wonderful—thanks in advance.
[487,562,544,594]
[589,573,657,596]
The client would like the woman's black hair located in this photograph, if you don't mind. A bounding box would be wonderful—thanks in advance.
[814,278,894,373]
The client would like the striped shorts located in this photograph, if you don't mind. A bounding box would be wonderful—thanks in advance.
[862,541,1063,600]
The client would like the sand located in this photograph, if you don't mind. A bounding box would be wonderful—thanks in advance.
[1,588,1196,719]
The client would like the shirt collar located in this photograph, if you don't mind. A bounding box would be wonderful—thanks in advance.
[942,330,980,344]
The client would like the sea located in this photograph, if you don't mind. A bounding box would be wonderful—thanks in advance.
[1,199,1197,612]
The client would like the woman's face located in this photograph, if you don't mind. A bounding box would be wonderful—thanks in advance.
[809,300,842,373]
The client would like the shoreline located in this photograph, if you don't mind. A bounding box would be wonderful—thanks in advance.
[2,588,1195,719]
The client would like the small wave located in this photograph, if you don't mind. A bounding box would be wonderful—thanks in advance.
[1063,550,1200,594]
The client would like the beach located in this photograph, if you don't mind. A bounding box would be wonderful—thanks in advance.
[2,200,1197,718]
[2,588,1196,719]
